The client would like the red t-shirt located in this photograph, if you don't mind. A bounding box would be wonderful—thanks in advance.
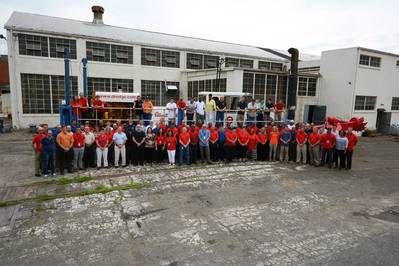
[160,123,168,132]
[321,133,336,149]
[246,125,259,134]
[106,131,114,143]
[225,128,237,147]
[347,133,358,151]
[96,133,109,148]
[237,129,249,145]
[32,133,46,152]
[73,133,85,148]
[169,127,178,137]
[166,136,177,150]
[178,124,189,134]
[189,128,199,144]
[177,100,187,110]
[79,97,88,112]
[92,99,104,113]
[209,129,219,143]
[275,102,285,111]
[155,135,166,146]
[247,134,258,151]
[71,101,80,116]
[179,132,190,146]
[296,131,308,144]
[308,133,320,145]
[258,133,268,144]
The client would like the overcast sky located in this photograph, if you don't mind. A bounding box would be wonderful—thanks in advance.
[0,0,398,56]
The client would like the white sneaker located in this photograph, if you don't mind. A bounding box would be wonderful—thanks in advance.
[52,173,56,177]
[44,174,48,178]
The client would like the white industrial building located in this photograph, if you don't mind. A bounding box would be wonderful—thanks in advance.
[4,7,399,130]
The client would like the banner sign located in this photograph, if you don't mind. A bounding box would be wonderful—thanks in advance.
[96,92,139,103]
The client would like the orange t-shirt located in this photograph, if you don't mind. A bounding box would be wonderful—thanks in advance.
[269,132,280,145]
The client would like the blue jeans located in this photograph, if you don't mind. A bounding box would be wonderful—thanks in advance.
[178,110,184,126]
[143,113,152,126]
[216,111,224,126]
[42,151,55,175]
[179,145,190,165]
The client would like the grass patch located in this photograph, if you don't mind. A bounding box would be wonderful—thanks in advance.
[40,175,93,186]
[0,182,148,208]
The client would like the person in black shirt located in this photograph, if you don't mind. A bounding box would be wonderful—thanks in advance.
[134,96,143,120]
[132,125,145,166]
[237,96,247,127]
[265,98,274,122]
[216,96,227,127]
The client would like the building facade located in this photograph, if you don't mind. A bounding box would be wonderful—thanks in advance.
[5,9,318,128]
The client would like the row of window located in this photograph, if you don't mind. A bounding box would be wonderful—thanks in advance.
[359,54,381,68]
[21,73,78,114]
[187,78,227,99]
[141,80,180,106]
[87,78,134,96]
[18,33,285,70]
[242,72,288,103]
[354,96,399,111]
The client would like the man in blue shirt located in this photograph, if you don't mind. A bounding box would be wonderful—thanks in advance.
[279,126,291,163]
[218,126,226,161]
[289,125,297,162]
[198,124,211,164]
[112,126,127,167]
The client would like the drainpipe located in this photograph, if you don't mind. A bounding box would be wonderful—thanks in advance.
[64,48,70,105]
[82,58,88,97]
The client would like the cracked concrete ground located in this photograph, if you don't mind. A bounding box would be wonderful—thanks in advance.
[0,131,399,265]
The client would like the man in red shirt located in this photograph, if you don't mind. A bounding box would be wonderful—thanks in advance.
[225,125,237,163]
[32,127,46,176]
[274,100,285,122]
[346,127,358,170]
[320,127,336,168]
[308,127,321,166]
[79,92,89,119]
[179,127,191,165]
[209,125,219,162]
[92,96,104,119]
[237,125,249,162]
[247,128,258,161]
[189,124,199,164]
[296,127,308,164]
[177,98,187,126]
[73,127,85,170]
[96,128,109,168]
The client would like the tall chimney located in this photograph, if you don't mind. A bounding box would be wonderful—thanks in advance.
[92,5,104,24]
[287,47,299,120]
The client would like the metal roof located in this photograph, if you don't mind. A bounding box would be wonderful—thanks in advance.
[5,11,287,62]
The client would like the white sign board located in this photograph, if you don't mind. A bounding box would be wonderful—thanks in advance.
[95,92,139,103]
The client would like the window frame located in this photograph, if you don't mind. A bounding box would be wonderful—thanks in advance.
[354,95,377,111]
[391,97,399,111]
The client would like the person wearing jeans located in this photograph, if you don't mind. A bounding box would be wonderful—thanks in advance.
[320,127,336,168]
[96,129,109,168]
[41,130,56,177]
[198,124,211,164]
[216,96,226,127]
[113,126,127,167]
[179,127,190,165]
[73,128,85,171]
[334,130,348,169]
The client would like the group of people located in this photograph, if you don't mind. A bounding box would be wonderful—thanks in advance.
[32,106,358,177]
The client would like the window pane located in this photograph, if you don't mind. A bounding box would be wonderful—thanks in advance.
[111,79,134,92]
[298,77,307,96]
[225,57,239,67]
[271,62,283,71]
[240,59,254,68]
[392,97,399,110]
[204,55,219,69]
[86,42,110,62]
[111,44,133,64]
[277,75,288,103]
[141,80,161,106]
[370,56,381,67]
[354,96,366,110]
[258,61,271,70]
[365,96,376,110]
[307,78,317,96]
[18,34,48,57]
[187,53,203,69]
[88,77,111,95]
[51,76,78,113]
[21,73,51,114]
[243,72,254,95]
[161,50,180,68]
[359,55,370,65]
[141,48,161,66]
[266,75,277,101]
[254,74,266,101]
[49,37,77,59]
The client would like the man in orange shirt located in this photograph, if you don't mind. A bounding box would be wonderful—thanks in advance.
[56,126,74,175]
[224,125,237,163]
[269,126,280,161]
[143,97,153,126]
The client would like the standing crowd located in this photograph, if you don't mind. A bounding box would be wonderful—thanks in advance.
[32,95,358,178]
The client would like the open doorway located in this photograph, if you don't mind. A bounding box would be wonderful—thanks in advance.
[376,108,391,134]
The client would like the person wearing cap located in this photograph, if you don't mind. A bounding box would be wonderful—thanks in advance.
[56,126,74,175]
[246,98,257,127]
[296,127,308,164]
[176,98,186,126]
[32,127,46,177]
[73,127,85,171]
[205,94,217,125]
[345,127,358,170]
[320,127,336,168]
[143,97,153,126]
[83,127,96,169]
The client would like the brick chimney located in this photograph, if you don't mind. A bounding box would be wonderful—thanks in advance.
[92,5,104,24]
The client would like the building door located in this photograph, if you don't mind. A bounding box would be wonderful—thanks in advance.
[376,109,391,134]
